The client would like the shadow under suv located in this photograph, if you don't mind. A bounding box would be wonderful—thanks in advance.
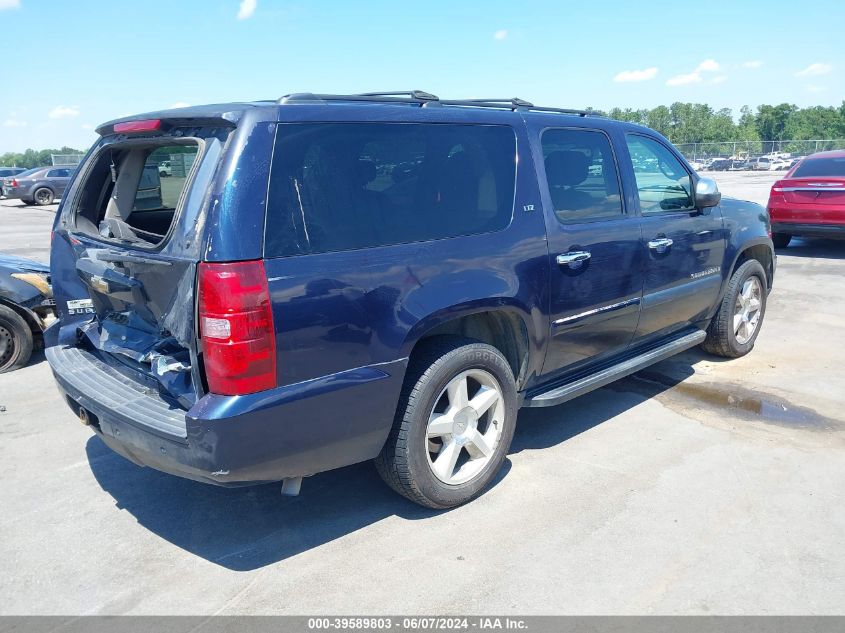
[46,91,775,508]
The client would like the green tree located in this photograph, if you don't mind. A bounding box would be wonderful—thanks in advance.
[755,104,797,145]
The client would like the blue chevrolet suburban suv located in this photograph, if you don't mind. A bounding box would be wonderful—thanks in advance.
[45,91,774,508]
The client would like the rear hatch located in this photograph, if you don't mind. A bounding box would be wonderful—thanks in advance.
[53,117,233,408]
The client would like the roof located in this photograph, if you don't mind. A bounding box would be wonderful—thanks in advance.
[96,92,605,135]
[805,150,845,159]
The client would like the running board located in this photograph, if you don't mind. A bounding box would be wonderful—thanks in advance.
[525,330,707,408]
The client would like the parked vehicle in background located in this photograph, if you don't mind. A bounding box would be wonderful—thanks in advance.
[0,253,55,372]
[0,167,28,178]
[768,150,845,247]
[0,167,30,196]
[788,156,804,170]
[748,156,774,171]
[46,92,774,508]
[1,166,74,205]
[770,158,791,170]
[708,158,733,171]
[158,160,172,177]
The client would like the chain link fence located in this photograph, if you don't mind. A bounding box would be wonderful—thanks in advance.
[674,139,845,162]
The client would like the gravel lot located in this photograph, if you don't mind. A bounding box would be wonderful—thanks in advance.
[1,172,843,615]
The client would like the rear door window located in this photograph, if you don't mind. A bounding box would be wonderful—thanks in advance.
[265,123,517,257]
[540,128,623,223]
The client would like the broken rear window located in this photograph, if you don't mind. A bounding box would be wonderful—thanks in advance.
[72,141,200,247]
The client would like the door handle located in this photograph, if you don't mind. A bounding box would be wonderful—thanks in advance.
[648,237,673,253]
[556,251,591,269]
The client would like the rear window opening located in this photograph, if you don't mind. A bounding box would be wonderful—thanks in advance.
[72,139,200,247]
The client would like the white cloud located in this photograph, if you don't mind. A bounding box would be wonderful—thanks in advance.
[796,63,833,77]
[805,84,828,93]
[743,60,764,69]
[81,123,93,130]
[170,102,191,108]
[710,75,727,84]
[666,59,721,86]
[493,29,508,41]
[613,67,658,83]
[695,59,720,73]
[48,105,80,119]
[2,118,27,128]
[0,0,21,10]
[666,71,702,86]
[237,0,256,20]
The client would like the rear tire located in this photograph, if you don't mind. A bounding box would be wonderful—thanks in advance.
[701,259,767,358]
[375,337,518,509]
[0,304,34,373]
[33,187,54,205]
[771,233,791,248]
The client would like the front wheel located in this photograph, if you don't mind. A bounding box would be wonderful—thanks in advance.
[701,259,768,358]
[375,338,518,509]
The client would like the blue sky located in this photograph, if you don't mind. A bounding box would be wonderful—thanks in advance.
[1,0,843,152]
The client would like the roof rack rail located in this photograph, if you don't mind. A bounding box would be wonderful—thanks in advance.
[276,92,599,117]
[447,97,535,109]
[357,90,440,101]
[278,91,439,106]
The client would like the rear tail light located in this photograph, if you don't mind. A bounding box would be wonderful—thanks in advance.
[198,260,277,395]
[10,179,17,188]
[771,180,784,193]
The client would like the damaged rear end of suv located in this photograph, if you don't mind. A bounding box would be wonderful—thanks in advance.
[45,104,290,485]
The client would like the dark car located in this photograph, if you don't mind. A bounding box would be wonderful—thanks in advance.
[708,158,733,171]
[45,92,775,508]
[0,253,55,372]
[2,166,74,205]
[0,167,29,196]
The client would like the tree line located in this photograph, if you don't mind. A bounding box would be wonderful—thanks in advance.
[0,146,86,169]
[603,102,845,145]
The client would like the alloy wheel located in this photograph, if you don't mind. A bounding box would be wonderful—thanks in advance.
[425,369,505,485]
[734,276,763,345]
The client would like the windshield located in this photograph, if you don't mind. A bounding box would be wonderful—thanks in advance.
[793,156,845,178]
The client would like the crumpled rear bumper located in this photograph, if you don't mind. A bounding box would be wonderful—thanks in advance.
[46,342,407,487]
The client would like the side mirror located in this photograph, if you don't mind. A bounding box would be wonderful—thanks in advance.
[695,177,721,209]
